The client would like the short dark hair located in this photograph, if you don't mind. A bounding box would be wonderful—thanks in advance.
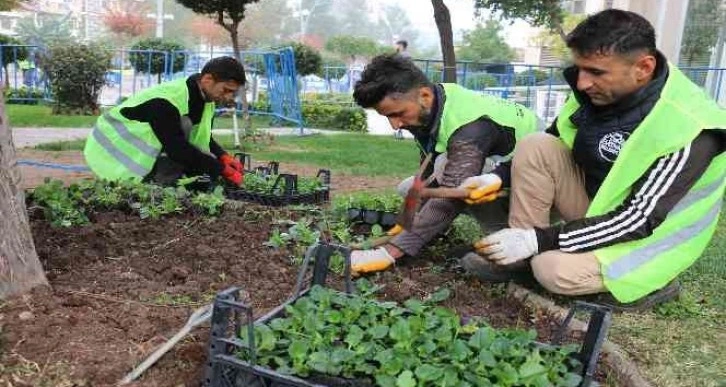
[201,56,246,85]
[566,9,656,57]
[353,54,431,108]
[396,40,408,49]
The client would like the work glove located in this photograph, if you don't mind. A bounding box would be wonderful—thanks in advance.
[351,247,395,276]
[221,164,243,186]
[458,173,502,205]
[474,228,538,265]
[219,153,244,172]
[386,224,403,237]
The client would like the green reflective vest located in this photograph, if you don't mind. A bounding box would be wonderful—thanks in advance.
[434,83,540,153]
[84,77,215,181]
[557,64,726,302]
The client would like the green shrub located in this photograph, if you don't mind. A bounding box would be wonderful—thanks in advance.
[302,101,367,132]
[4,86,46,104]
[463,73,499,89]
[128,38,186,81]
[42,43,111,115]
[514,69,549,86]
[289,42,322,76]
[0,34,28,71]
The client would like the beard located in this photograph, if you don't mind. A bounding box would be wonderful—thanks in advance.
[402,104,433,134]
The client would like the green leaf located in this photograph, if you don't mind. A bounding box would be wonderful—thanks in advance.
[288,339,309,360]
[369,324,389,339]
[389,320,412,343]
[415,364,444,381]
[425,288,451,304]
[477,349,497,367]
[519,355,547,379]
[256,325,277,351]
[560,372,584,387]
[396,370,416,387]
[403,299,426,314]
[375,374,397,387]
[492,363,519,385]
[468,327,494,350]
[345,325,365,347]
[453,339,473,361]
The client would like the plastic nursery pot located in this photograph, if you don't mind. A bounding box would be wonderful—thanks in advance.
[380,211,397,227]
[362,209,381,225]
[347,208,362,222]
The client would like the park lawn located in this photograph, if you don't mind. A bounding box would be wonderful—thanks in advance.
[30,131,418,178]
[214,133,419,178]
[7,104,97,128]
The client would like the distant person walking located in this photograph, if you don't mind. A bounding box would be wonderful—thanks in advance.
[394,40,411,58]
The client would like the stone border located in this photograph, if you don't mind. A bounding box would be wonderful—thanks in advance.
[506,283,652,387]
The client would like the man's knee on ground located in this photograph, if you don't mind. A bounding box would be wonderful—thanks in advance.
[530,252,582,295]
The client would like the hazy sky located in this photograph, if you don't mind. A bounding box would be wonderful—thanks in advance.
[370,0,537,50]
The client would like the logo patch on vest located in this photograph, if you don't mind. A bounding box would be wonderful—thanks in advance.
[598,131,629,162]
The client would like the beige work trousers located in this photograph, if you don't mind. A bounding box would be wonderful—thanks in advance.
[509,133,606,296]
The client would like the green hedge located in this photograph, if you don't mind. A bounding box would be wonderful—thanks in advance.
[302,101,367,132]
[252,92,367,132]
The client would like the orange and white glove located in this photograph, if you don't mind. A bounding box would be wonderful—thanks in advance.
[458,173,502,205]
[350,248,395,275]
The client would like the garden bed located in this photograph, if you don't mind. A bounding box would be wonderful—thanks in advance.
[1,179,613,386]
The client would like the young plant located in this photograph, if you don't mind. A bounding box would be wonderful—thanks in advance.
[238,282,583,387]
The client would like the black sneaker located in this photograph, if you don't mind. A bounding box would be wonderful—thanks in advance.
[589,280,682,312]
[459,252,536,284]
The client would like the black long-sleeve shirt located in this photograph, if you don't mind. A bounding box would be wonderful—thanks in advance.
[119,75,225,178]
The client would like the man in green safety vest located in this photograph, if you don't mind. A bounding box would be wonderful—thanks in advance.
[84,56,246,186]
[349,54,541,275]
[461,9,725,310]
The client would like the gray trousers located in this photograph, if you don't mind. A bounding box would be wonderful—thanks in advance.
[390,153,509,256]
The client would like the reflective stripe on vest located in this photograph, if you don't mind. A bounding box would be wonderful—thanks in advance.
[90,123,149,177]
[101,113,158,158]
[605,176,724,280]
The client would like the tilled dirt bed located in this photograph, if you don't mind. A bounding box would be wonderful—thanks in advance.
[0,205,590,387]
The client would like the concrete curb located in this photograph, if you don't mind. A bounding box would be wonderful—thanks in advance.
[506,283,652,387]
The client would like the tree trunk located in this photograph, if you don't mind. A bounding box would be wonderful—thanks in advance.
[228,20,250,145]
[0,91,49,299]
[431,0,456,83]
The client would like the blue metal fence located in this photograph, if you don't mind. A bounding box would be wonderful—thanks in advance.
[2,44,725,124]
[0,45,302,129]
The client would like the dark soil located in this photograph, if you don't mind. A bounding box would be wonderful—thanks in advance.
[0,206,597,387]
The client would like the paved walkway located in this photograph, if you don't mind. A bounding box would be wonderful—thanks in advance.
[12,128,91,148]
[12,124,402,149]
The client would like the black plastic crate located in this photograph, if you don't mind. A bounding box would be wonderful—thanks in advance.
[203,244,612,387]
[225,153,331,207]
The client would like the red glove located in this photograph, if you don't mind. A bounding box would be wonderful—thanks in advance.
[219,153,244,172]
[221,164,243,186]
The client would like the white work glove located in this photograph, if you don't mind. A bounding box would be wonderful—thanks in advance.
[474,228,538,265]
[458,173,502,205]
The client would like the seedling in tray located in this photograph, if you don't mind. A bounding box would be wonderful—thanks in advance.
[204,244,612,387]
[226,153,331,206]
